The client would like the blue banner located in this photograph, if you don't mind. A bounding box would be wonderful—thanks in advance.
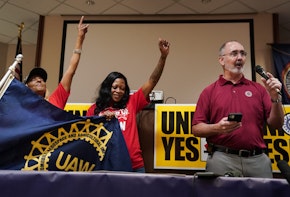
[0,78,132,172]
[272,44,290,104]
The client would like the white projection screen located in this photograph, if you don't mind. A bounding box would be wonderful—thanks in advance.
[60,19,255,104]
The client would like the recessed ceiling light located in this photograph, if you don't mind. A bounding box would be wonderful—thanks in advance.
[86,0,95,5]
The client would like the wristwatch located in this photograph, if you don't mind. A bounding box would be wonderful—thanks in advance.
[271,96,282,103]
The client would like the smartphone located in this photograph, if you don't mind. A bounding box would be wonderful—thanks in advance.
[228,113,242,122]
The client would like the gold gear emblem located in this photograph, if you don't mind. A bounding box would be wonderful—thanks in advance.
[22,119,112,171]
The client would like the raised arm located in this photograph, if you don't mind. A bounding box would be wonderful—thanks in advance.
[60,16,89,92]
[141,38,170,98]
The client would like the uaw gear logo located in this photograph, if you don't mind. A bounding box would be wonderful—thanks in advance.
[22,119,112,171]
[282,62,290,98]
[282,113,290,135]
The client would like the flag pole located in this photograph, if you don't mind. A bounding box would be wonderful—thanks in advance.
[15,22,24,81]
[0,54,23,90]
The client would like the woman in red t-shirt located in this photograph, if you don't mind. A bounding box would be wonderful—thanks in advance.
[87,38,170,172]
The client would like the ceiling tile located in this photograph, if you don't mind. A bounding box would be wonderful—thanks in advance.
[179,0,233,13]
[239,0,290,12]
[211,1,256,14]
[158,3,197,14]
[29,21,39,31]
[20,28,38,45]
[8,0,61,15]
[103,3,140,15]
[1,0,290,44]
[64,0,117,15]
[122,0,174,14]
[49,3,86,15]
[0,3,38,25]
[0,19,21,38]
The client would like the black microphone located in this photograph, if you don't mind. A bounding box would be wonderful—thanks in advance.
[255,65,282,95]
[277,160,290,184]
[255,65,270,80]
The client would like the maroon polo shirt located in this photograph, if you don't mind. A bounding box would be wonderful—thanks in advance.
[192,75,272,150]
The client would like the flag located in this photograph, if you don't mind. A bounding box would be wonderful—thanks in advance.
[14,22,24,82]
[272,44,290,104]
[0,76,132,172]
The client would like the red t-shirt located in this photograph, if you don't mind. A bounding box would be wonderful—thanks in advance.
[87,88,149,169]
[48,83,70,109]
[192,75,272,150]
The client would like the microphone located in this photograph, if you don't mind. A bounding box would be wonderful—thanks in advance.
[277,160,290,184]
[255,65,270,80]
[255,65,282,95]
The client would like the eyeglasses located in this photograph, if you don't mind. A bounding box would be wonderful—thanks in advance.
[221,50,247,57]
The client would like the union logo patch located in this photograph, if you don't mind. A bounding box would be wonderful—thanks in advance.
[281,62,290,98]
[22,119,112,171]
[282,113,290,136]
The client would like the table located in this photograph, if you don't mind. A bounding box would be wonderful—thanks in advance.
[0,170,289,197]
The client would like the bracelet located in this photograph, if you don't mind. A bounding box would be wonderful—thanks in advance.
[73,49,82,54]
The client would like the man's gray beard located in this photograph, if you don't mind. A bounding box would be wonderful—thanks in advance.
[226,66,244,74]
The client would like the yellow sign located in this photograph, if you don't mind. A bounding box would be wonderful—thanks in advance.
[64,103,92,116]
[154,104,204,170]
[154,104,290,172]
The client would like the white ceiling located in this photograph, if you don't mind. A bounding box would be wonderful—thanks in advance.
[1,0,290,45]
